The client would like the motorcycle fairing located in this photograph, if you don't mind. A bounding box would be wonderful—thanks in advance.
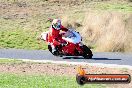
[62,30,82,44]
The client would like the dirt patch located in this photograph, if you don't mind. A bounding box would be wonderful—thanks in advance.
[0,62,131,76]
[0,62,131,88]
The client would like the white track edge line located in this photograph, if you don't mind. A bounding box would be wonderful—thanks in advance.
[1,58,132,70]
[21,59,132,70]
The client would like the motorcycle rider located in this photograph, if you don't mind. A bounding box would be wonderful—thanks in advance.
[47,19,68,55]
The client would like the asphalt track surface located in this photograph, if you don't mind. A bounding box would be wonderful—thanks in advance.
[0,49,132,66]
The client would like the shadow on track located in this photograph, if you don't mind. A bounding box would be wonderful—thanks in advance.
[92,58,121,60]
[63,57,84,59]
[63,57,121,60]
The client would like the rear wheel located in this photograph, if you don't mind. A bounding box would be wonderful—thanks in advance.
[82,45,93,59]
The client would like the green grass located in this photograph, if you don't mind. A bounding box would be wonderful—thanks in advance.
[0,73,106,88]
[0,59,23,64]
[95,2,132,13]
[0,29,47,50]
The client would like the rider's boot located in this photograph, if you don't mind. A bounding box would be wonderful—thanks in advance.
[52,47,59,56]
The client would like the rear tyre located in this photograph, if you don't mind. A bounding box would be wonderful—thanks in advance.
[82,45,93,59]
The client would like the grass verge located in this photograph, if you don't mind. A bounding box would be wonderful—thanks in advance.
[0,58,131,88]
[94,2,132,13]
[0,29,47,50]
[0,59,24,64]
[0,73,106,88]
[0,58,106,88]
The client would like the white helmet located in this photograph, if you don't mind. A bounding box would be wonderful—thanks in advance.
[52,19,61,30]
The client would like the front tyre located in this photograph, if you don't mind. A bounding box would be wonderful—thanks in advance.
[82,45,93,59]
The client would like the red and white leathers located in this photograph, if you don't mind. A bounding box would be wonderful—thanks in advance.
[47,25,68,50]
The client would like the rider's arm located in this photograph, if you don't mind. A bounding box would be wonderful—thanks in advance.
[61,25,68,32]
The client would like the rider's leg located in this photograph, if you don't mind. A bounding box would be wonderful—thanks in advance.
[51,44,56,52]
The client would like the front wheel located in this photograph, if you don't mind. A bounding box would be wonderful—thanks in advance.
[82,45,93,59]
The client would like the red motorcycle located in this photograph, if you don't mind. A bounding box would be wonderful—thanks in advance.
[41,29,93,59]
